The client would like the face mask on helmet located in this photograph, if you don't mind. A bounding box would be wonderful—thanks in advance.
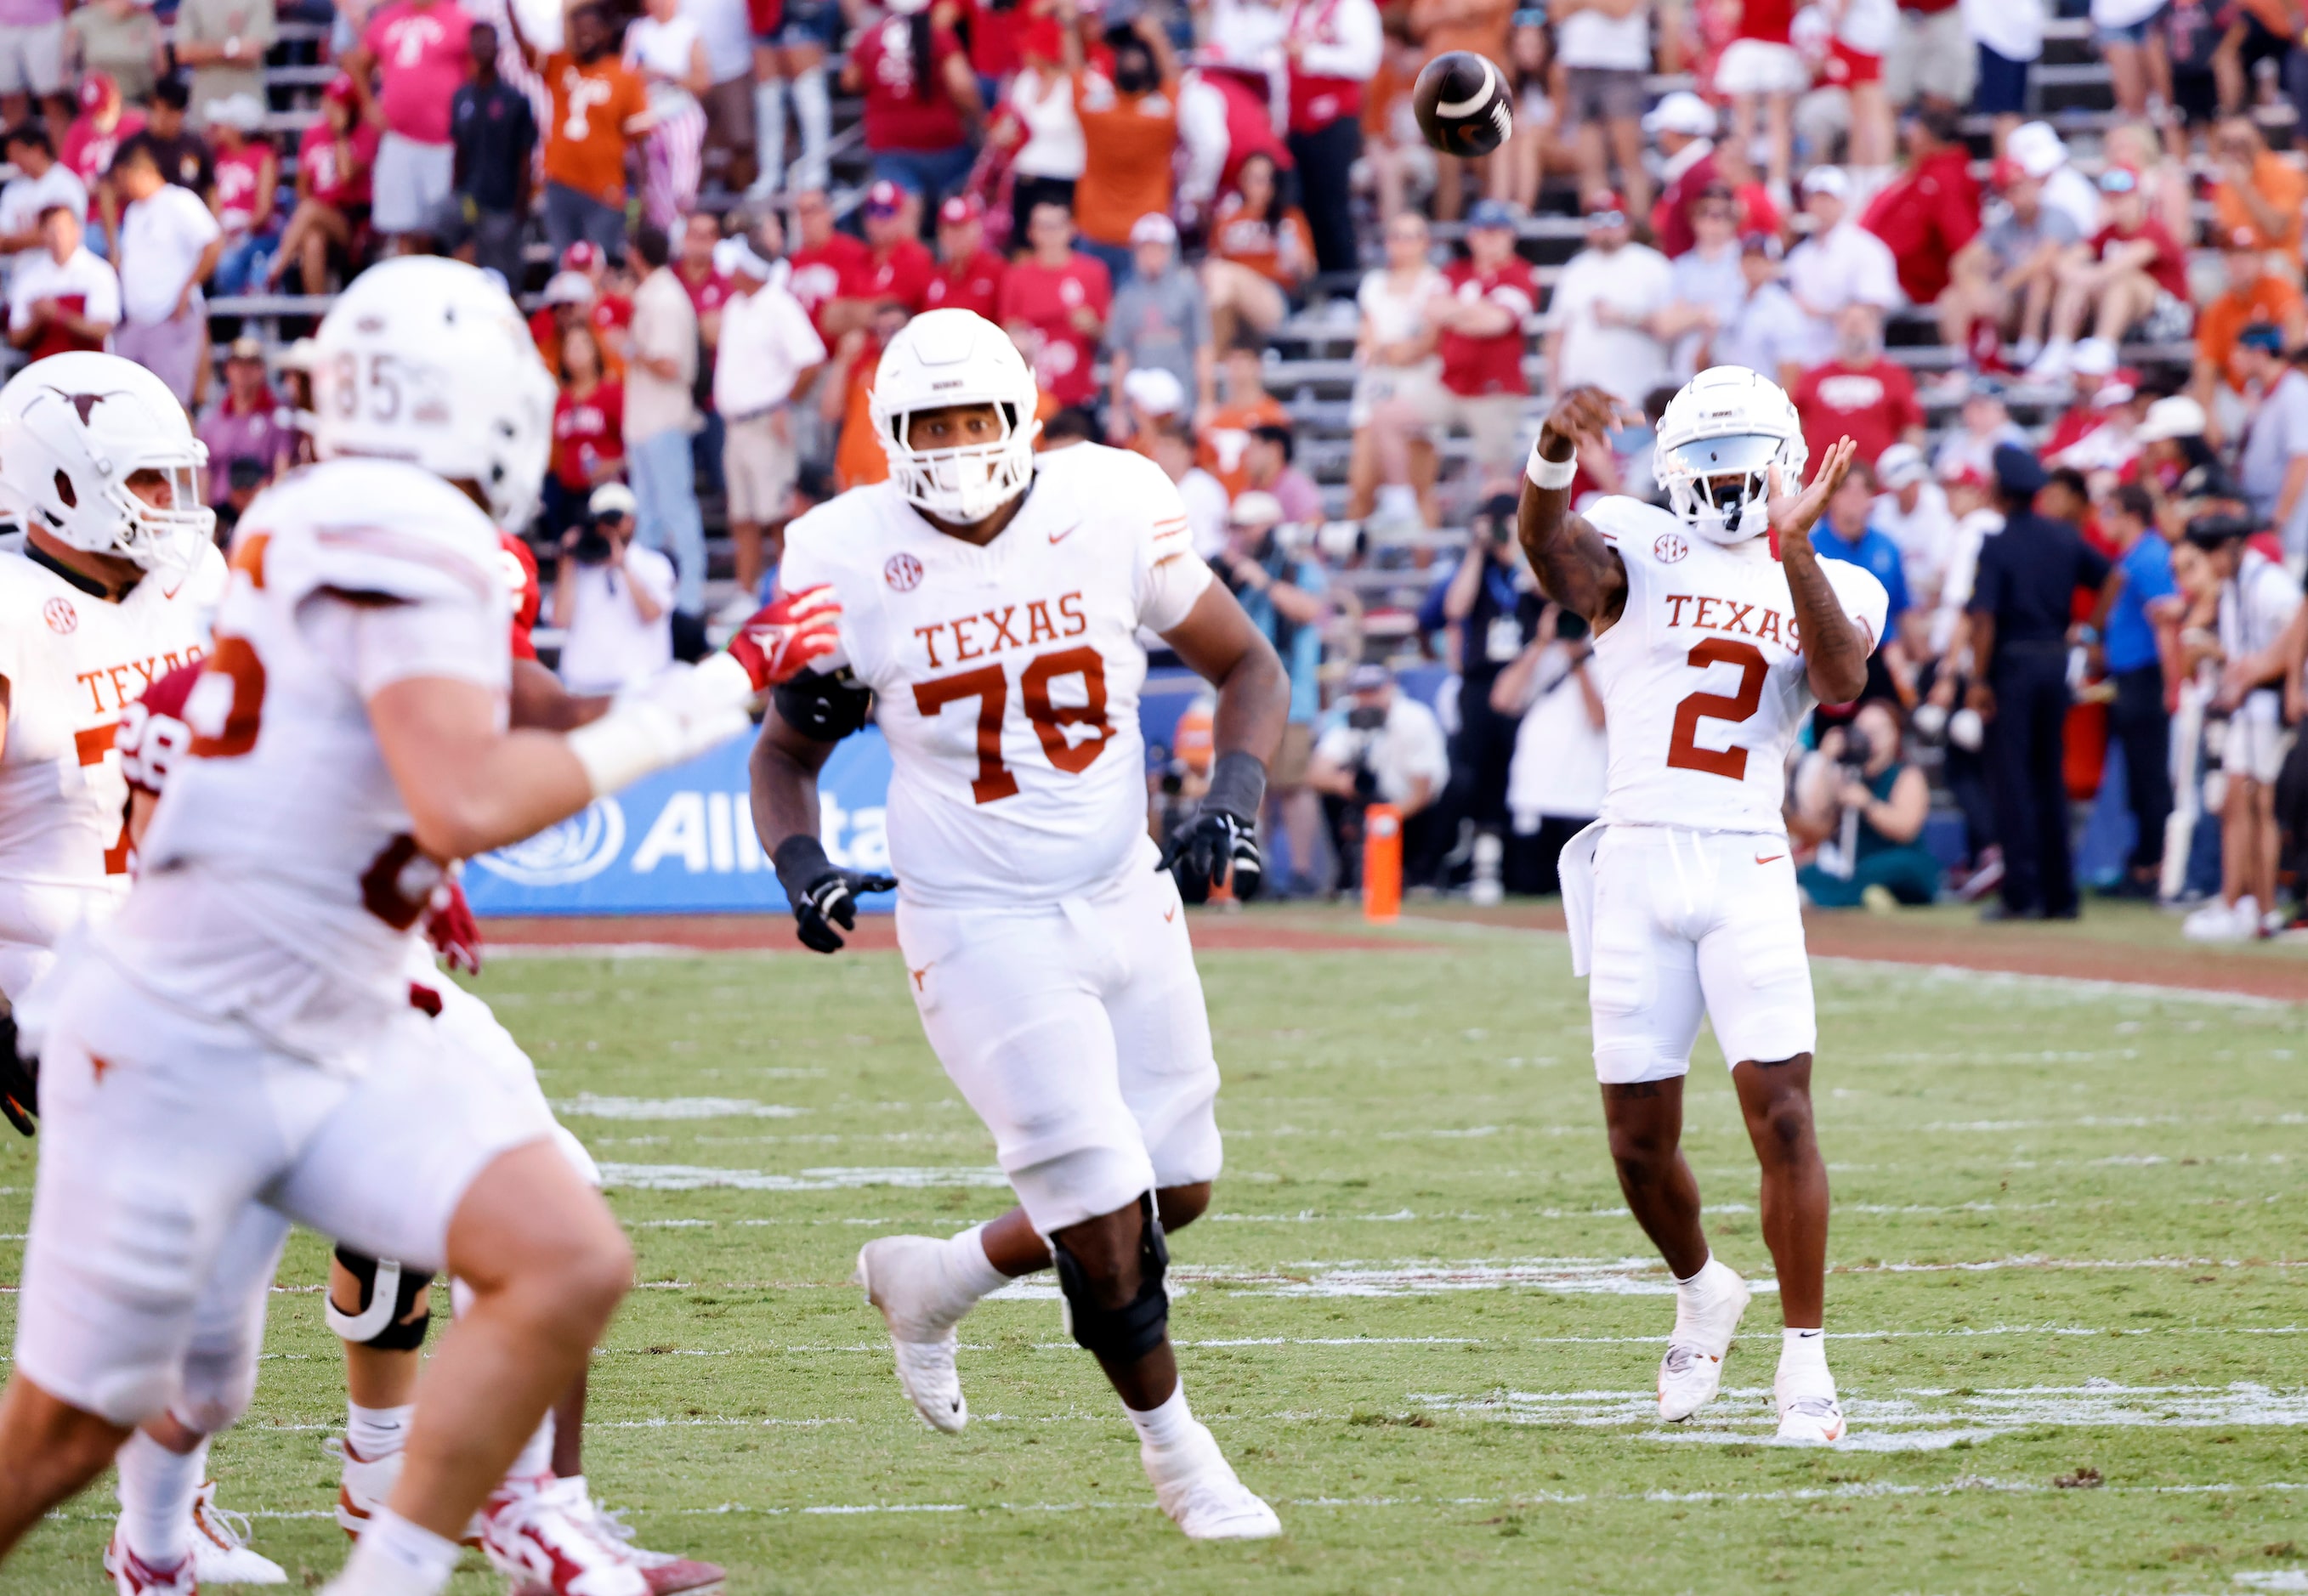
[883,401,1035,524]
[1660,432,1789,544]
[2,378,214,577]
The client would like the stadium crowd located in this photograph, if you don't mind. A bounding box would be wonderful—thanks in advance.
[0,0,2303,931]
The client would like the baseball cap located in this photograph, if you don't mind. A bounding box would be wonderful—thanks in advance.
[588,482,638,519]
[1991,442,2048,497]
[320,73,357,106]
[2098,164,2142,195]
[2095,366,2141,408]
[78,71,118,112]
[1739,230,1783,259]
[539,269,596,307]
[2135,393,2208,443]
[2239,321,2287,354]
[1642,90,1716,138]
[1875,443,1927,490]
[1120,365,1186,416]
[2007,121,2067,179]
[865,178,907,218]
[1130,212,1178,246]
[2184,512,2256,546]
[1228,490,1284,528]
[1346,662,1391,693]
[225,335,264,363]
[1989,155,2026,190]
[561,241,603,273]
[712,236,773,280]
[937,194,984,227]
[1800,165,1849,199]
[1470,197,1521,229]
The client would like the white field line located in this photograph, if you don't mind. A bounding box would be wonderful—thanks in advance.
[597,1163,1011,1191]
[556,1096,805,1120]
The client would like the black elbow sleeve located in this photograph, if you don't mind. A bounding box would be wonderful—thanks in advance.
[773,668,875,742]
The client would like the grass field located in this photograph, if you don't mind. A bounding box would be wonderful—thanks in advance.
[3,912,2306,1593]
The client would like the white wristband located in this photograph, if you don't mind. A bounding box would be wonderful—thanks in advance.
[1526,444,1578,491]
[564,657,757,796]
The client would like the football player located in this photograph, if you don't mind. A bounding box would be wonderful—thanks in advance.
[750,308,1293,1540]
[1517,369,1885,1446]
[0,257,840,1596]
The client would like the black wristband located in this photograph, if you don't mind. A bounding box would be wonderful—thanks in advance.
[1203,749,1267,825]
[773,834,834,904]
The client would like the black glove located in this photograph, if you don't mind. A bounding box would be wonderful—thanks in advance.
[1156,750,1267,905]
[773,835,897,954]
[0,1009,35,1138]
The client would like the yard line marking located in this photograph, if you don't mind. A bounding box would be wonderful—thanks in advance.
[598,1163,1012,1191]
[557,1095,805,1119]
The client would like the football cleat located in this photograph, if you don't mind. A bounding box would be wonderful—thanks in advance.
[856,1236,975,1433]
[104,1533,196,1595]
[1657,1258,1752,1422]
[1143,1427,1282,1542]
[328,1437,484,1548]
[481,1474,649,1596]
[186,1480,287,1583]
[1774,1387,1847,1445]
[554,1482,728,1595]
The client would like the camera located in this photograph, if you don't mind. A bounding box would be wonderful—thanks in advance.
[571,516,615,566]
[1346,705,1386,731]
[1836,725,1873,774]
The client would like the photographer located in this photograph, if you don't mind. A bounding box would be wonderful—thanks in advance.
[1789,699,1939,909]
[1494,605,1607,897]
[1421,491,1546,881]
[553,481,675,697]
[1307,662,1449,893]
[1217,490,1330,893]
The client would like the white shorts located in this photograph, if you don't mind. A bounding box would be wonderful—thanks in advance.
[894,854,1223,1235]
[0,880,121,1002]
[0,20,65,96]
[371,132,455,234]
[1715,38,1812,97]
[723,409,799,527]
[14,954,556,1426]
[2220,694,2294,785]
[1576,825,1817,1083]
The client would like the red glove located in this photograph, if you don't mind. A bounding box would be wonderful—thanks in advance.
[725,584,843,693]
[423,878,483,976]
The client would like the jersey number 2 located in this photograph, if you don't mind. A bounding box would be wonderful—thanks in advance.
[1664,638,1766,781]
[911,647,1112,803]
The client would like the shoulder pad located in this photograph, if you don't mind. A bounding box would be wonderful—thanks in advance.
[774,666,875,743]
[250,461,506,611]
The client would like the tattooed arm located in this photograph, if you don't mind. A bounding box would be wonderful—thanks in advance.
[1767,437,1874,705]
[1515,386,1630,635]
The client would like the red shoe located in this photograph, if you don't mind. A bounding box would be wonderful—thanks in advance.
[103,1532,196,1595]
[553,1480,725,1595]
[482,1474,650,1596]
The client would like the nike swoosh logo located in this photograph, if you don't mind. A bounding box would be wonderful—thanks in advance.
[1754,853,1785,865]
[1049,524,1080,545]
[1163,904,1177,922]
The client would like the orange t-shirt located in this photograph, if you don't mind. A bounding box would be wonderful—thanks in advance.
[1211,193,1313,287]
[836,342,892,492]
[1073,69,1179,247]
[2213,154,2308,255]
[1411,0,1513,62]
[1197,395,1291,497]
[2198,275,2305,391]
[542,53,649,207]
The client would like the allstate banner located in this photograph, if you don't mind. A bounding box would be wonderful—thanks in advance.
[462,729,894,916]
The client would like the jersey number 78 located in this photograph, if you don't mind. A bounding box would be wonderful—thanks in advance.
[912,646,1112,803]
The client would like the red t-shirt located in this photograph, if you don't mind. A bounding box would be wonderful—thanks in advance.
[553,379,624,491]
[363,0,474,145]
[1652,147,1723,259]
[924,248,1006,318]
[62,110,146,190]
[1737,0,1795,42]
[1859,146,1980,304]
[788,232,871,337]
[1793,357,1923,470]
[497,530,542,661]
[997,252,1113,406]
[854,17,969,152]
[1437,258,1537,398]
[849,237,934,314]
[678,265,737,320]
[967,0,1021,78]
[213,144,273,234]
[2090,216,2190,303]
[298,120,380,207]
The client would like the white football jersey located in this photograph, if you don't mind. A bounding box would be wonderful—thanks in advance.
[1585,495,1888,835]
[105,459,509,1068]
[780,444,1212,908]
[0,540,224,954]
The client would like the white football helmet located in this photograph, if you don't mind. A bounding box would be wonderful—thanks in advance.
[870,308,1041,524]
[1653,365,1808,545]
[311,256,557,529]
[0,351,213,574]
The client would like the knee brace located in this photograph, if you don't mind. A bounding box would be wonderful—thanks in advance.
[1052,1196,1170,1365]
[325,1248,434,1351]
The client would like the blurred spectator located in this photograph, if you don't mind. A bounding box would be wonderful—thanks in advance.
[1203,339,1291,495]
[2005,121,2099,239]
[2093,0,2172,123]
[1812,461,1914,658]
[751,0,836,195]
[111,136,219,405]
[2033,166,2193,380]
[1870,442,1957,599]
[1789,700,1938,908]
[2195,236,2306,427]
[1362,32,1436,224]
[0,0,67,131]
[626,223,706,621]
[1421,491,1544,863]
[547,320,624,538]
[1655,184,1744,376]
[173,0,273,131]
[1350,208,1444,526]
[1281,0,1380,275]
[999,200,1110,414]
[269,77,376,293]
[1714,231,1809,387]
[1409,0,1514,218]
[1546,190,1671,405]
[135,79,214,193]
[1426,197,1540,496]
[445,20,534,288]
[1716,0,1804,197]
[1216,489,1330,893]
[1494,604,1606,894]
[7,201,116,357]
[1931,373,2028,479]
[510,1,648,263]
[345,0,474,245]
[1817,0,1898,173]
[998,21,1084,241]
[1310,661,1449,891]
[1784,166,1899,363]
[1239,422,1323,524]
[1106,212,1213,441]
[204,94,276,295]
[924,194,1004,317]
[676,209,735,342]
[1117,365,1188,450]
[713,235,824,608]
[2233,328,2308,558]
[2159,0,2231,154]
[785,184,869,339]
[1068,10,1178,281]
[1645,89,1720,259]
[2104,120,2195,246]
[68,0,162,108]
[1148,418,1230,557]
[2209,115,2306,263]
[2085,481,2175,899]
[554,481,675,696]
[1964,0,2039,147]
[1495,16,1561,215]
[686,0,754,197]
[0,121,88,263]
[1936,155,2078,378]
[196,335,291,499]
[848,0,979,207]
[1859,104,1978,306]
[62,73,144,225]
[1203,150,1312,351]
[1792,303,1923,471]
[835,180,931,330]
[1557,0,1654,224]
[625,0,710,230]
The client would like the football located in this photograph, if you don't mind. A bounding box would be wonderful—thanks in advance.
[1412,49,1512,157]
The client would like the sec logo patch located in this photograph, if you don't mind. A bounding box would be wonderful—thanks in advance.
[884,552,923,591]
[42,596,76,634]
[1654,533,1689,564]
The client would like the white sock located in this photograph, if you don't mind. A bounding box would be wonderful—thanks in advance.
[1125,1383,1200,1453]
[115,1429,207,1568]
[347,1402,416,1462]
[1671,1253,1715,1289]
[505,1412,555,1484]
[1779,1327,1830,1386]
[752,76,785,189]
[793,65,830,186]
[335,1507,462,1596]
[944,1224,1010,1301]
